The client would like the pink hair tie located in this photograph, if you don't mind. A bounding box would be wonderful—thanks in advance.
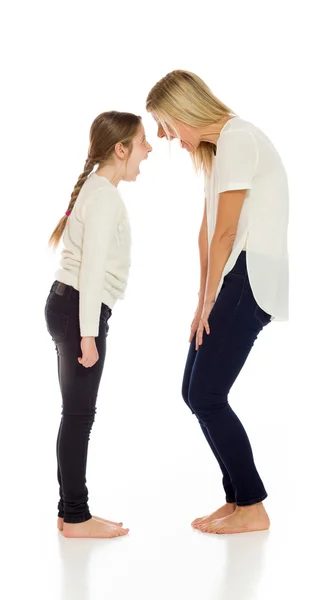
[65,210,71,216]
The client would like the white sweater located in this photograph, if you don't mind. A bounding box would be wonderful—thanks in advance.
[55,173,131,337]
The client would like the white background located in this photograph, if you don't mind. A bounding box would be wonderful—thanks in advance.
[1,1,324,598]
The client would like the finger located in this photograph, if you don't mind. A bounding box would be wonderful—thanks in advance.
[195,331,200,351]
[190,325,197,342]
[204,320,210,335]
[196,328,203,349]
[88,357,98,368]
[79,356,89,368]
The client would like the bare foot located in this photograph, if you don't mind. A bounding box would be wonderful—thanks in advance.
[62,517,129,539]
[191,503,236,529]
[57,516,122,532]
[196,503,270,534]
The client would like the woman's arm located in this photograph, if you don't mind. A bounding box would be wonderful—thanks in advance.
[198,198,209,305]
[189,199,209,343]
[195,188,247,350]
[204,189,246,304]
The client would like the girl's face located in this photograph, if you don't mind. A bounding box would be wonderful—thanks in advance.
[123,123,152,181]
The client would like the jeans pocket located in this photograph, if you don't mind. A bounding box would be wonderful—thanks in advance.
[45,310,69,343]
[254,304,272,327]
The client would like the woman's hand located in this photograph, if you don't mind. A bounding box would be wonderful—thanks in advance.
[189,302,204,343]
[195,301,215,351]
[78,337,99,368]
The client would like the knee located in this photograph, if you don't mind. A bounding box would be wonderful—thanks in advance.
[187,386,200,415]
[61,410,96,422]
[188,385,228,421]
[181,381,194,413]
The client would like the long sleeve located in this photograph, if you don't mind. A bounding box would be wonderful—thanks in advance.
[79,187,123,337]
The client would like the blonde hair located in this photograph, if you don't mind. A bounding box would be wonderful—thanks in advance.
[146,70,236,175]
[48,111,141,249]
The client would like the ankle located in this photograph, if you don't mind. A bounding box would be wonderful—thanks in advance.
[237,502,264,512]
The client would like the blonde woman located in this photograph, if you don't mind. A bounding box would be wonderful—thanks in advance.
[146,71,289,535]
[46,111,152,538]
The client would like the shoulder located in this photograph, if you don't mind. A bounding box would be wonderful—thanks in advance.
[86,175,123,203]
[220,118,256,142]
[217,119,259,159]
[82,177,124,220]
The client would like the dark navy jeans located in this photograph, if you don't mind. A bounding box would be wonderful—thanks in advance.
[45,281,111,523]
[182,251,271,506]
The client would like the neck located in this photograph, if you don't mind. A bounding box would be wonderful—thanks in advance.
[95,163,122,187]
[197,115,235,145]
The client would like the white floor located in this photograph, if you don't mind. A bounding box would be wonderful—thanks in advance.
[4,459,323,600]
[3,346,324,599]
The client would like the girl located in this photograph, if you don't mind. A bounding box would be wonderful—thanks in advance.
[146,70,289,535]
[45,111,152,538]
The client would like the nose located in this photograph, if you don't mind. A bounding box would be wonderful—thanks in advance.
[157,124,166,139]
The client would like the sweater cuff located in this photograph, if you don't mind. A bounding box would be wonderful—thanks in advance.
[80,323,99,338]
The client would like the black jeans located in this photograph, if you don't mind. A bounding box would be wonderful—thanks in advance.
[44,281,112,523]
[182,251,271,506]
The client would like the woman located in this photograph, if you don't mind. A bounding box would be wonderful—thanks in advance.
[146,71,289,535]
[45,111,152,538]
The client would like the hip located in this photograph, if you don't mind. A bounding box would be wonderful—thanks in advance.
[214,252,272,329]
[44,281,112,343]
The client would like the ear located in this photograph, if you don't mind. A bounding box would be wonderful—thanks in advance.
[114,142,128,160]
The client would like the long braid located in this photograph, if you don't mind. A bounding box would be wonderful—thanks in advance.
[66,157,96,214]
[48,158,95,249]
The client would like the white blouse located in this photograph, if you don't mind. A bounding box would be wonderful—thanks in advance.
[204,116,289,321]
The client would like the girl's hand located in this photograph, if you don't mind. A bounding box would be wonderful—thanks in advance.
[78,337,99,368]
[195,301,215,351]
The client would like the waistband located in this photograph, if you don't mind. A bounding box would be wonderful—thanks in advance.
[50,280,112,317]
[50,280,79,299]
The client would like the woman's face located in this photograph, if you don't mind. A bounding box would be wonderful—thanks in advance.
[154,116,199,153]
[123,123,152,181]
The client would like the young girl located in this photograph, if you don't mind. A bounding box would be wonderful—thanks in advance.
[45,111,152,538]
[146,70,289,535]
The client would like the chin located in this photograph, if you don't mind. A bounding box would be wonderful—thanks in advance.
[182,142,194,152]
[124,174,138,182]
